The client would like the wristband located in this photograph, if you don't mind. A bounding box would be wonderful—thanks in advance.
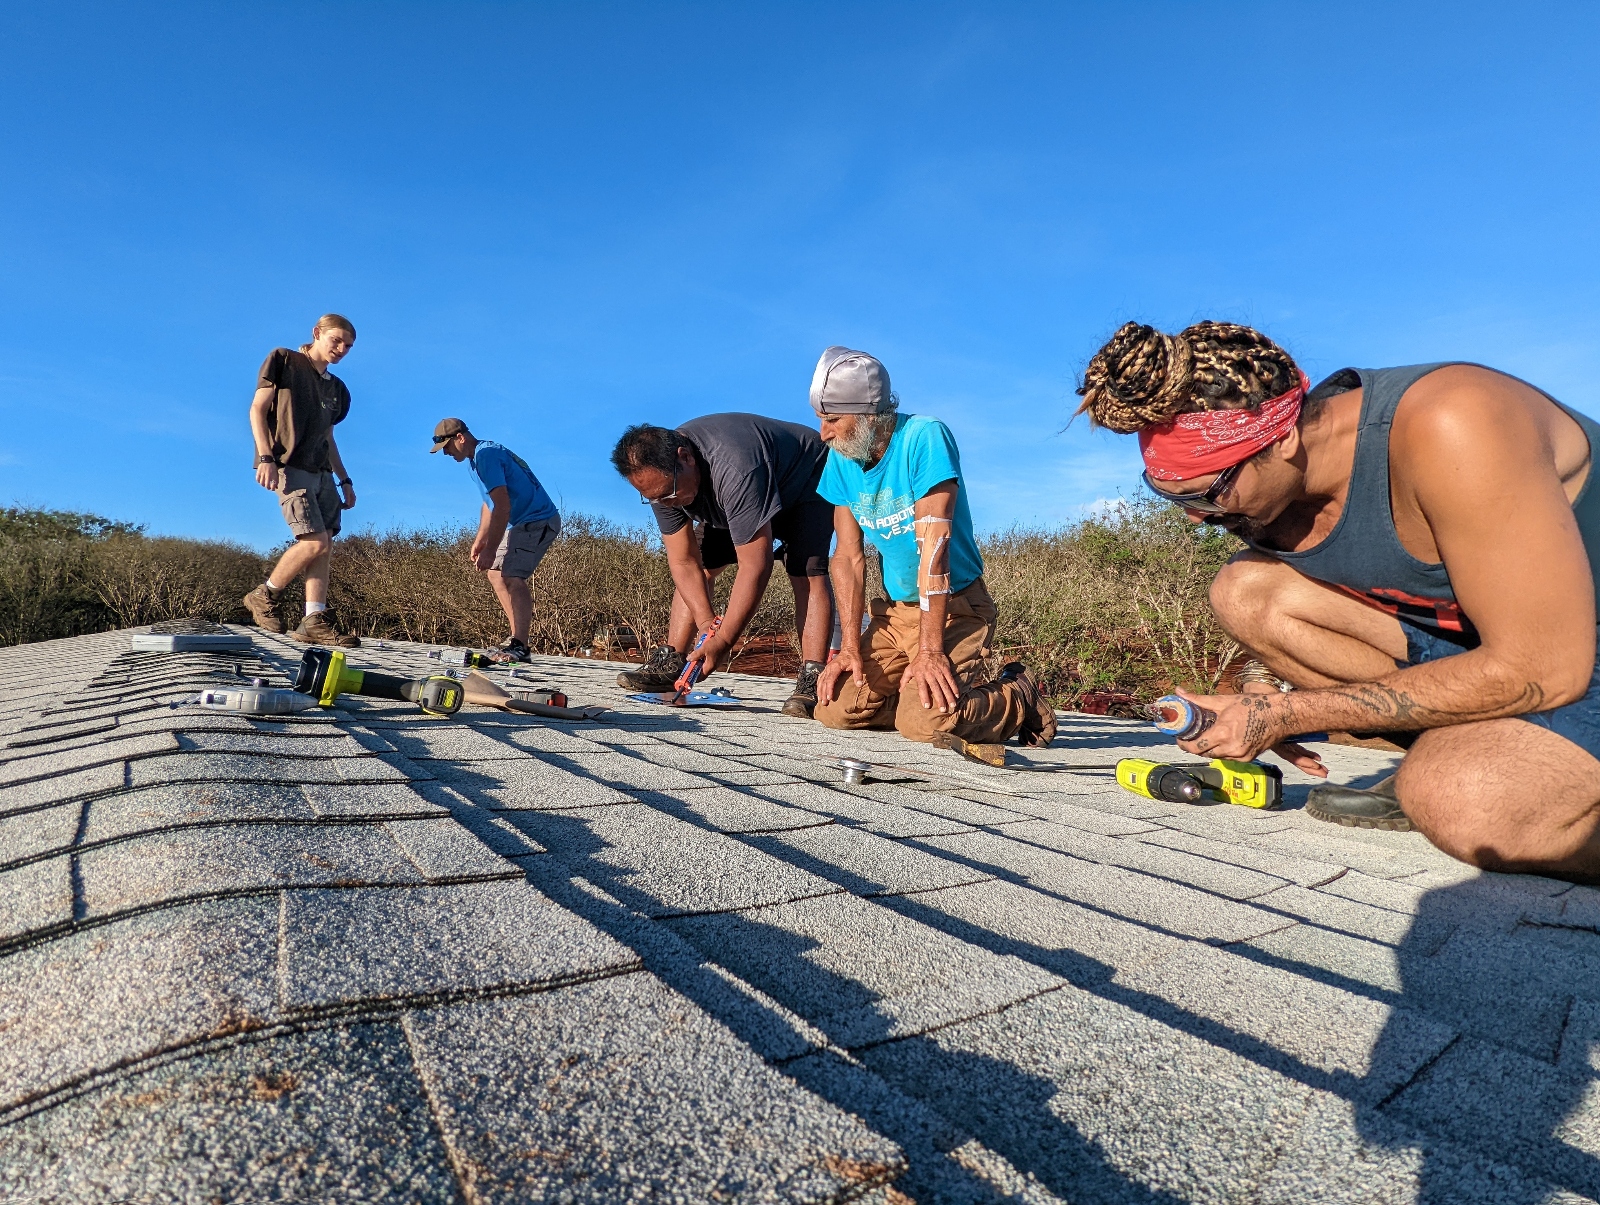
[338,478,353,487]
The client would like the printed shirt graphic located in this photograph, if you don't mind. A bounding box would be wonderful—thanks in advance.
[468,441,558,528]
[818,414,983,603]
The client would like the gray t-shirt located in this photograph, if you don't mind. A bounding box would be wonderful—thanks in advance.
[651,413,829,547]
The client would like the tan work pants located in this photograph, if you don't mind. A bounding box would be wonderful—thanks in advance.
[815,578,1027,744]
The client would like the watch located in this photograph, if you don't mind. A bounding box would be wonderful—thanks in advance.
[338,478,353,487]
[257,454,275,465]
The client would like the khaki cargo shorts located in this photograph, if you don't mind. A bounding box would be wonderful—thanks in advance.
[494,516,561,579]
[276,467,343,538]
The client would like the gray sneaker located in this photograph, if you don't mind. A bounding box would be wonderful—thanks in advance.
[289,610,361,649]
[241,584,284,634]
[617,646,686,691]
[781,660,825,718]
[1305,774,1412,831]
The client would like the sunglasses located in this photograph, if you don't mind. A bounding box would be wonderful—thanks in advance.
[1141,459,1244,515]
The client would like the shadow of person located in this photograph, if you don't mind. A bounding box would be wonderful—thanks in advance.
[1358,879,1600,1201]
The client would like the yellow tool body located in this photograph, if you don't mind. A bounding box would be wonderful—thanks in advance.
[1116,757,1283,809]
[293,649,464,716]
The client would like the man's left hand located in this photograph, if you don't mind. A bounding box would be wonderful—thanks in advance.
[340,482,357,510]
[1173,689,1328,777]
[904,648,961,714]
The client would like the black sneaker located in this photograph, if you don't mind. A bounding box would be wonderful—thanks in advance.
[492,637,532,664]
[617,646,687,691]
[1305,774,1412,831]
[781,660,825,718]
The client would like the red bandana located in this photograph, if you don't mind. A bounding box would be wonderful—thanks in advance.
[1138,372,1309,481]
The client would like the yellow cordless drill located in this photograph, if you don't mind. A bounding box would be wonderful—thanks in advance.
[1116,757,1283,809]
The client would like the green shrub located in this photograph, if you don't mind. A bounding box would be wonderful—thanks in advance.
[0,499,1244,705]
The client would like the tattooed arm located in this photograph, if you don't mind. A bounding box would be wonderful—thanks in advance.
[1179,367,1597,764]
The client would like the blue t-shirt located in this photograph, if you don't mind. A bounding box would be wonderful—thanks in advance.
[817,414,983,603]
[469,441,557,528]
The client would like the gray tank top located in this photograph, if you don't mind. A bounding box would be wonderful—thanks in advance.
[1247,363,1600,640]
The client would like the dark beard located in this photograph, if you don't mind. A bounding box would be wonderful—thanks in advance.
[1211,513,1274,544]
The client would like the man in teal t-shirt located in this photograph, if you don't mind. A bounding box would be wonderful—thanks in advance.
[809,346,1056,758]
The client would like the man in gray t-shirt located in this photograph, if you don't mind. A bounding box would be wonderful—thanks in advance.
[610,413,836,716]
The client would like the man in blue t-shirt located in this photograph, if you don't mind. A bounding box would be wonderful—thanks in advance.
[431,417,561,663]
[810,347,1056,759]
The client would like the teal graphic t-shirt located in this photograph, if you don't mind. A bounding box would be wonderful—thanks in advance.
[817,414,983,603]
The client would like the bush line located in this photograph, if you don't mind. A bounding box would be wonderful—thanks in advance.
[0,498,1242,707]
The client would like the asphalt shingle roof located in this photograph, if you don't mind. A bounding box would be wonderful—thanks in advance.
[2,624,1598,1203]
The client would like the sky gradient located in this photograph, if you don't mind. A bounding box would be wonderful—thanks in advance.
[3,2,1598,549]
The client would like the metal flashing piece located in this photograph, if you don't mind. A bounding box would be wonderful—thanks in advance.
[129,633,255,653]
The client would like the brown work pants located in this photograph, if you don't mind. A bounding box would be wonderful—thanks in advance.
[815,578,1027,744]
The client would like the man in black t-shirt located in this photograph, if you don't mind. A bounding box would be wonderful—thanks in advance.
[609,413,836,716]
[242,314,361,647]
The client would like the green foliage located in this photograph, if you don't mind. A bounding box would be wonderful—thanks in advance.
[0,498,1245,705]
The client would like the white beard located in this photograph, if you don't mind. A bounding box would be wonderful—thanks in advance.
[832,413,895,464]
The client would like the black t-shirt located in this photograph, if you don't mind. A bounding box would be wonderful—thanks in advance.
[257,348,351,471]
[651,413,828,547]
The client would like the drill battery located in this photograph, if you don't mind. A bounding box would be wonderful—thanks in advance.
[1116,757,1283,809]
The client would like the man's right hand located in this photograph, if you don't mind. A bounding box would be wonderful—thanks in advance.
[255,462,279,491]
[817,649,866,705]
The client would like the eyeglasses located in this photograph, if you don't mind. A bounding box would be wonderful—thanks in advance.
[1141,459,1244,515]
[638,463,682,506]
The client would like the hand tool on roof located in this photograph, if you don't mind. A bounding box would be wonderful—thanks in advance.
[182,687,322,715]
[930,731,1007,768]
[1116,757,1283,809]
[625,686,742,707]
[670,618,723,706]
[293,648,463,716]
[460,671,606,720]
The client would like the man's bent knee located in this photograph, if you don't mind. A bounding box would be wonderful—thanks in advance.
[1208,553,1291,640]
[297,531,333,553]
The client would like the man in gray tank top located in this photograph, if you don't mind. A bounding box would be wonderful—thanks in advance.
[1077,321,1600,885]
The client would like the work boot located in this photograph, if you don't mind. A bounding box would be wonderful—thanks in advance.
[932,731,1007,767]
[999,662,1057,748]
[1305,774,1412,831]
[617,646,686,691]
[289,610,361,649]
[781,660,825,718]
[241,584,284,634]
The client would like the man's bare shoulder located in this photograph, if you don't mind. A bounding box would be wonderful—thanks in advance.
[1393,364,1551,457]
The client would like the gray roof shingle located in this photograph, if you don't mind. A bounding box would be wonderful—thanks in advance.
[2,623,1598,1202]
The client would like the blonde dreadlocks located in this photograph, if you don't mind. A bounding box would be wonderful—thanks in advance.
[1076,321,1301,433]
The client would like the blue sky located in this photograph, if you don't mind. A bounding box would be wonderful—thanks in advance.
[2,2,1598,549]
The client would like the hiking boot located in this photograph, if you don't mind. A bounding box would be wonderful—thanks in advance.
[492,637,532,664]
[1305,774,1412,831]
[241,584,284,634]
[999,662,1056,747]
[781,660,825,718]
[617,646,686,691]
[289,610,361,648]
[932,731,1007,767]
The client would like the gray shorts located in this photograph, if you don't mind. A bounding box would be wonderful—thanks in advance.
[494,517,560,579]
[277,467,342,538]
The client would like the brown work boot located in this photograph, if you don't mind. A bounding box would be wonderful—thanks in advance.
[289,610,360,648]
[781,660,825,718]
[241,584,285,634]
[999,662,1056,748]
[617,646,686,691]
